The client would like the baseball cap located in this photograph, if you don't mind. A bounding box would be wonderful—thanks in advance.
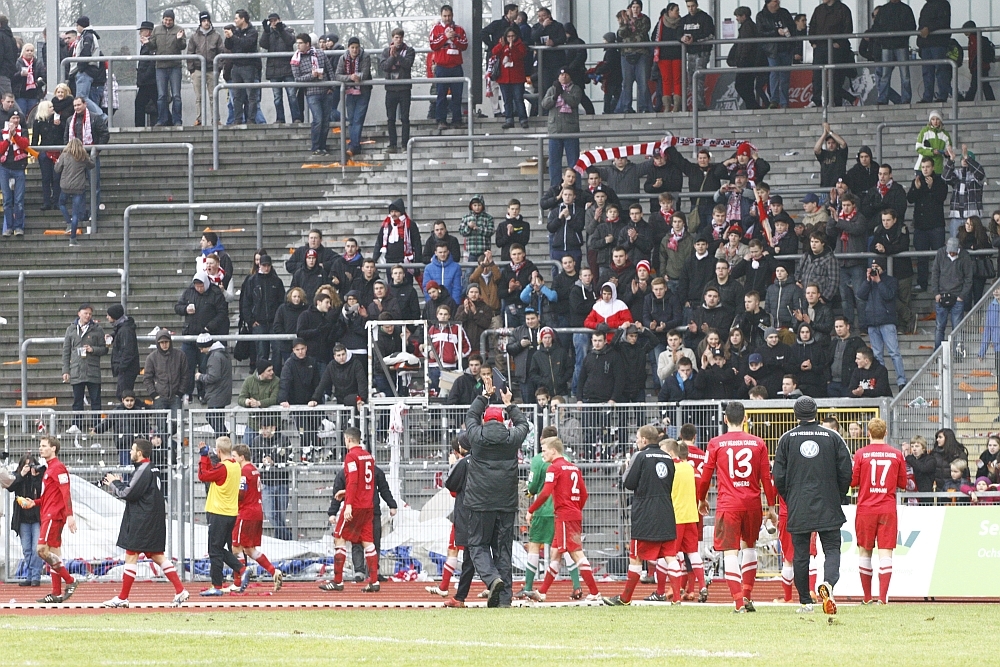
[749,353,763,364]
[259,254,272,266]
[770,195,783,205]
[199,11,211,22]
[801,193,819,204]
[946,237,960,253]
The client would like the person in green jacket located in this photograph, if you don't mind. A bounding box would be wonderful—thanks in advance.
[913,109,952,174]
[516,429,583,599]
[237,359,280,440]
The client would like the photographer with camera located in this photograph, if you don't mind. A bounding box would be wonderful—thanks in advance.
[855,258,907,390]
[931,237,974,350]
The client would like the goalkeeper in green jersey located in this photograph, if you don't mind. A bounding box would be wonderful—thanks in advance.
[515,425,582,600]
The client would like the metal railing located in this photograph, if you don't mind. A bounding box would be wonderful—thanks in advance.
[121,199,392,297]
[212,75,473,169]
[0,269,125,355]
[693,59,959,138]
[16,334,297,413]
[32,142,195,231]
[530,25,1000,112]
[62,55,208,128]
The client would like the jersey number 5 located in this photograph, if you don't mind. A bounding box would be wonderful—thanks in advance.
[364,461,374,485]
[726,448,753,479]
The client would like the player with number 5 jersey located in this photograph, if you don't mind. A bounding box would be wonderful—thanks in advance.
[323,427,381,593]
[850,418,907,605]
[697,402,777,612]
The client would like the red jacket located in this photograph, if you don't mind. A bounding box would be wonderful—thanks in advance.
[429,22,468,69]
[491,38,527,84]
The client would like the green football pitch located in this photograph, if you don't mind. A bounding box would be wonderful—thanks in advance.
[0,604,982,665]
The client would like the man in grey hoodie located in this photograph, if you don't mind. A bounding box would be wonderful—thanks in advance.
[931,237,974,349]
[196,333,232,436]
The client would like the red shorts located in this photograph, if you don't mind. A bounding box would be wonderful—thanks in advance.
[855,512,898,550]
[674,522,700,554]
[553,519,582,553]
[334,506,374,544]
[232,519,263,548]
[39,518,65,548]
[630,539,676,561]
[713,510,761,552]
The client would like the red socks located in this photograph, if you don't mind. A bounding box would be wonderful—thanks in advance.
[250,550,276,576]
[440,556,458,591]
[537,560,559,594]
[621,564,641,603]
[578,557,599,595]
[740,548,757,598]
[364,545,379,584]
[119,564,137,599]
[655,558,669,596]
[162,561,184,594]
[723,553,743,608]
[333,546,347,584]
[878,557,893,604]
[859,556,873,602]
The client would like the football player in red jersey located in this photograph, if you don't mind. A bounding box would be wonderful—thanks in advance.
[230,445,282,592]
[20,435,79,603]
[321,427,381,593]
[696,402,777,612]
[524,436,602,603]
[850,418,907,605]
[678,423,707,601]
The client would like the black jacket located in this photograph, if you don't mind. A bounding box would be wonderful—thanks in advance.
[614,328,657,400]
[681,10,716,55]
[550,270,577,316]
[296,306,341,363]
[694,360,736,399]
[8,469,42,531]
[390,278,423,320]
[848,361,893,397]
[110,316,140,378]
[259,22,295,79]
[312,354,367,403]
[252,433,293,485]
[623,446,677,541]
[916,0,951,49]
[64,108,110,145]
[495,216,531,261]
[422,233,462,265]
[659,369,700,401]
[174,283,229,335]
[871,0,917,50]
[93,404,149,450]
[861,182,908,225]
[445,371,483,405]
[791,338,829,397]
[677,252,715,306]
[290,264,326,302]
[757,6,796,57]
[669,146,727,212]
[642,290,683,339]
[225,24,260,67]
[243,271,286,325]
[285,243,339,276]
[872,222,913,280]
[906,174,948,231]
[272,301,308,343]
[138,40,156,86]
[907,453,937,493]
[844,156,880,196]
[759,342,797,395]
[277,353,321,404]
[773,421,853,533]
[568,281,597,327]
[528,343,572,396]
[0,24,18,79]
[445,456,471,546]
[463,396,530,513]
[109,460,167,553]
[578,345,626,402]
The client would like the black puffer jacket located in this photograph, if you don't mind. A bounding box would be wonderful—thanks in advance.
[623,445,677,541]
[242,271,286,325]
[259,21,294,79]
[174,282,229,335]
[273,301,308,340]
[578,345,626,402]
[390,272,422,320]
[291,264,326,303]
[463,396,530,513]
[277,353,321,404]
[528,342,573,396]
[109,460,166,553]
[296,306,342,363]
[613,328,657,400]
[773,421,853,533]
[110,316,140,378]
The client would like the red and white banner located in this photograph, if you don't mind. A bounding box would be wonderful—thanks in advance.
[573,134,754,174]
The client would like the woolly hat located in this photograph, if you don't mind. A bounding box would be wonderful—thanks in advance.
[77,16,90,28]
[793,396,818,422]
[107,304,125,320]
[737,143,752,157]
[764,327,779,339]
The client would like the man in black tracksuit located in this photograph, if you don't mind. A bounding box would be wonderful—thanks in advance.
[772,396,853,612]
[464,390,530,607]
[604,425,678,605]
[445,434,477,605]
[329,464,397,581]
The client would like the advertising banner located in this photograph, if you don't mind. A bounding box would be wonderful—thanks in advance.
[806,505,1000,599]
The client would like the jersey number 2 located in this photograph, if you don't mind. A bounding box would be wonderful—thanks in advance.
[570,471,581,495]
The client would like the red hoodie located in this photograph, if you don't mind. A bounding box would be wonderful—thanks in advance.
[429,21,468,69]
